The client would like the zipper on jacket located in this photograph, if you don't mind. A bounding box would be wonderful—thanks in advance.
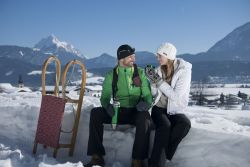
[124,69,131,106]
[167,98,170,114]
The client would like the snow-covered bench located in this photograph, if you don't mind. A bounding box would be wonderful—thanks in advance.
[103,124,166,167]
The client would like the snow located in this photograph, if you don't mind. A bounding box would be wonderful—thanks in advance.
[34,35,83,58]
[86,77,104,85]
[68,72,103,86]
[186,106,250,137]
[19,51,24,57]
[28,71,54,75]
[0,83,17,93]
[44,52,53,55]
[38,86,78,92]
[33,48,40,51]
[194,87,250,95]
[5,71,13,76]
[85,85,102,91]
[0,83,14,90]
[72,76,104,85]
[0,90,250,167]
[0,83,32,93]
[191,84,250,95]
[86,72,94,78]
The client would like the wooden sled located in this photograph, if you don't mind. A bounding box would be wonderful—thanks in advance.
[33,55,86,158]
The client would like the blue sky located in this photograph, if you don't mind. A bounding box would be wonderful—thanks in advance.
[0,0,250,58]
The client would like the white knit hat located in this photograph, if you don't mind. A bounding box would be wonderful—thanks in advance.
[157,42,177,60]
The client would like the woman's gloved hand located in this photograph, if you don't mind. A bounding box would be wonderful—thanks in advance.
[145,65,163,86]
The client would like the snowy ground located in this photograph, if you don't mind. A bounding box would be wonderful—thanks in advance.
[0,92,250,167]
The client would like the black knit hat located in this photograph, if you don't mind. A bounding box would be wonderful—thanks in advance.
[117,44,135,60]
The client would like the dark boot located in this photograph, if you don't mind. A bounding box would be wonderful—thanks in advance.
[84,154,105,167]
[148,164,160,167]
[148,159,160,167]
[131,159,143,167]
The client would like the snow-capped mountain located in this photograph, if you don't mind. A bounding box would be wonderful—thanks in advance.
[34,35,84,58]
[1,22,250,85]
[0,35,88,86]
[0,35,86,66]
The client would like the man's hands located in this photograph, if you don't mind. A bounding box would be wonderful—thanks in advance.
[136,101,151,112]
[105,104,115,117]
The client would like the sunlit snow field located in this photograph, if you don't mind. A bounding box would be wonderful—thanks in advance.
[0,85,250,167]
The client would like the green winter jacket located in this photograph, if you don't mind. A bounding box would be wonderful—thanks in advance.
[100,65,153,108]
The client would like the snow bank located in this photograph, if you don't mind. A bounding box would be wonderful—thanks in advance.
[28,71,54,75]
[0,83,18,93]
[0,92,250,167]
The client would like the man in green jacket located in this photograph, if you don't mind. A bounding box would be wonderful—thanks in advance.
[85,44,153,167]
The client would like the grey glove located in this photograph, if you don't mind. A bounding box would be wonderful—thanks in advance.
[136,101,151,112]
[105,104,115,117]
[145,65,163,86]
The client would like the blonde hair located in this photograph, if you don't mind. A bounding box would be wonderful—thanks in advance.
[161,60,174,84]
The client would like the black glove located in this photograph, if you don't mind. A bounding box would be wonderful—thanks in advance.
[145,65,163,86]
[136,101,151,112]
[105,104,115,117]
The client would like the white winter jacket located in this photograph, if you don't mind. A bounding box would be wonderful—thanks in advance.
[151,58,192,114]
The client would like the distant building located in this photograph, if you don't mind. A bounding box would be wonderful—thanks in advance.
[18,75,24,88]
[17,87,32,93]
[238,91,249,100]
[224,94,242,110]
[226,94,242,105]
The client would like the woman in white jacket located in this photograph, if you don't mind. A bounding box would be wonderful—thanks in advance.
[146,43,191,167]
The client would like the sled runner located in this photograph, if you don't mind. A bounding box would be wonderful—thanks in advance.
[33,55,86,157]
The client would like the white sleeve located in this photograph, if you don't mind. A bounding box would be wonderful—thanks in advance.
[158,69,191,107]
[151,84,158,97]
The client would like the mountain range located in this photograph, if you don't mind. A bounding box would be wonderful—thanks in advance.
[179,22,250,62]
[0,22,250,86]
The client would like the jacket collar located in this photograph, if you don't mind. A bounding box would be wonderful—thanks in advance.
[117,65,134,73]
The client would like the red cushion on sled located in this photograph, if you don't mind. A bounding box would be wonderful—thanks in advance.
[35,95,66,148]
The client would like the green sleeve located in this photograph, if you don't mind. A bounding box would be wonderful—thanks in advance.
[139,68,153,105]
[100,71,113,109]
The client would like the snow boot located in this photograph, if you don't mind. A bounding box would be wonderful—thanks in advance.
[148,164,160,167]
[84,154,105,167]
[131,159,143,167]
[148,159,160,167]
